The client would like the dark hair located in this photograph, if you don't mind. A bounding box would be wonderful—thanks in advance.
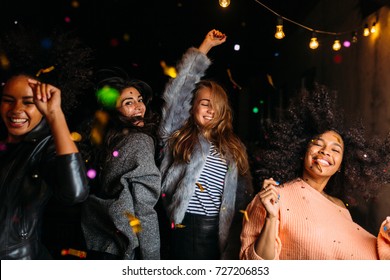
[0,24,94,115]
[77,68,160,196]
[254,83,390,204]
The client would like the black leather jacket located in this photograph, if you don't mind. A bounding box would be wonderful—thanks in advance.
[0,120,89,259]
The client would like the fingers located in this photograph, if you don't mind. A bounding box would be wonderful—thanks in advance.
[208,29,226,40]
[262,178,279,191]
[260,178,280,205]
[28,79,57,102]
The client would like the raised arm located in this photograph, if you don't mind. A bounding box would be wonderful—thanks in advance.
[28,78,78,155]
[198,29,227,55]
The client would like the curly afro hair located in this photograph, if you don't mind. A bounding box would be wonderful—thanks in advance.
[253,83,390,203]
[0,23,94,116]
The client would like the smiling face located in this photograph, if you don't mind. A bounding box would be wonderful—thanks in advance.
[193,87,215,128]
[116,86,146,127]
[1,75,43,143]
[303,130,344,179]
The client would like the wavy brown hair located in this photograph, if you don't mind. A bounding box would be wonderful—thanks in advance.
[169,80,250,175]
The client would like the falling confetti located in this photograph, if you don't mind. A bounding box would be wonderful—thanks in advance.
[87,169,97,179]
[70,132,82,142]
[195,182,204,192]
[61,248,87,258]
[96,86,120,108]
[160,60,177,78]
[124,212,142,233]
[240,210,249,222]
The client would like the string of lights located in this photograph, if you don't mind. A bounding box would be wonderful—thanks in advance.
[219,0,379,51]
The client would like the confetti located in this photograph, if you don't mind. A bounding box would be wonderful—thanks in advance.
[112,150,119,157]
[240,210,249,222]
[175,224,186,228]
[195,182,204,192]
[96,86,120,108]
[61,248,87,258]
[35,66,55,77]
[124,212,142,233]
[70,132,82,142]
[86,169,97,179]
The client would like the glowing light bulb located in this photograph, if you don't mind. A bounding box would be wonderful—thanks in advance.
[274,18,285,39]
[219,0,230,8]
[370,22,377,34]
[332,40,341,51]
[309,33,319,49]
[363,24,370,36]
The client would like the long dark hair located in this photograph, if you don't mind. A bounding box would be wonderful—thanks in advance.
[77,68,159,194]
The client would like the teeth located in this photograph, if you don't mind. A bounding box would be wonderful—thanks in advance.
[316,159,330,166]
[204,117,213,120]
[10,118,27,123]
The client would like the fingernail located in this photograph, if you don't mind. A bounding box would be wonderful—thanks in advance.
[278,194,280,200]
[275,181,280,185]
[384,226,388,231]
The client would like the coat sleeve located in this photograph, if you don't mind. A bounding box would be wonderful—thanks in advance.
[51,152,89,205]
[158,47,211,144]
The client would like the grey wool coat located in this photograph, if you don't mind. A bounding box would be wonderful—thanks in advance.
[81,132,161,259]
[158,47,254,259]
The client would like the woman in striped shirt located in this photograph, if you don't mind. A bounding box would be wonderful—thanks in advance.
[158,29,254,259]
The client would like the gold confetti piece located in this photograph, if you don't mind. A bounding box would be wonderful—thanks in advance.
[70,132,82,142]
[240,210,249,222]
[124,211,142,233]
[175,224,186,228]
[35,66,55,77]
[196,182,204,192]
[61,248,87,258]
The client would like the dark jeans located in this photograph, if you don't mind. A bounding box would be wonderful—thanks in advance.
[171,212,219,260]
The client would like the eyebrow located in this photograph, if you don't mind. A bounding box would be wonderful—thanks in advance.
[2,94,34,100]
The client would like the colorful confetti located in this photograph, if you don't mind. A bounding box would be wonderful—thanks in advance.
[96,86,120,108]
[124,212,142,233]
[240,210,249,222]
[195,182,204,192]
[61,248,87,258]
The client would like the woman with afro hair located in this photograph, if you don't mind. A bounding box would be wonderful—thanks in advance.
[0,24,93,259]
[240,83,390,260]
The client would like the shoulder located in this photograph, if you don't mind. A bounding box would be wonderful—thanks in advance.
[121,132,154,147]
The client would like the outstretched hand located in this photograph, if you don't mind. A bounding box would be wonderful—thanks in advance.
[28,79,62,119]
[198,29,227,55]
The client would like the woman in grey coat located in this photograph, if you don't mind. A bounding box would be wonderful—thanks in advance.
[80,69,161,259]
[158,30,254,259]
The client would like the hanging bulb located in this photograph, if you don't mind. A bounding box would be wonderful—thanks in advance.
[352,31,358,43]
[219,0,230,8]
[309,32,319,49]
[363,24,370,36]
[275,17,285,39]
[332,39,341,51]
[370,22,377,34]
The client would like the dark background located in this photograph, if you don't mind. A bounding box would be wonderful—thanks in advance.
[2,0,388,259]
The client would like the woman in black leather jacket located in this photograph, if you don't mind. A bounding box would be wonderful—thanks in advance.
[0,75,89,259]
[0,26,92,259]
